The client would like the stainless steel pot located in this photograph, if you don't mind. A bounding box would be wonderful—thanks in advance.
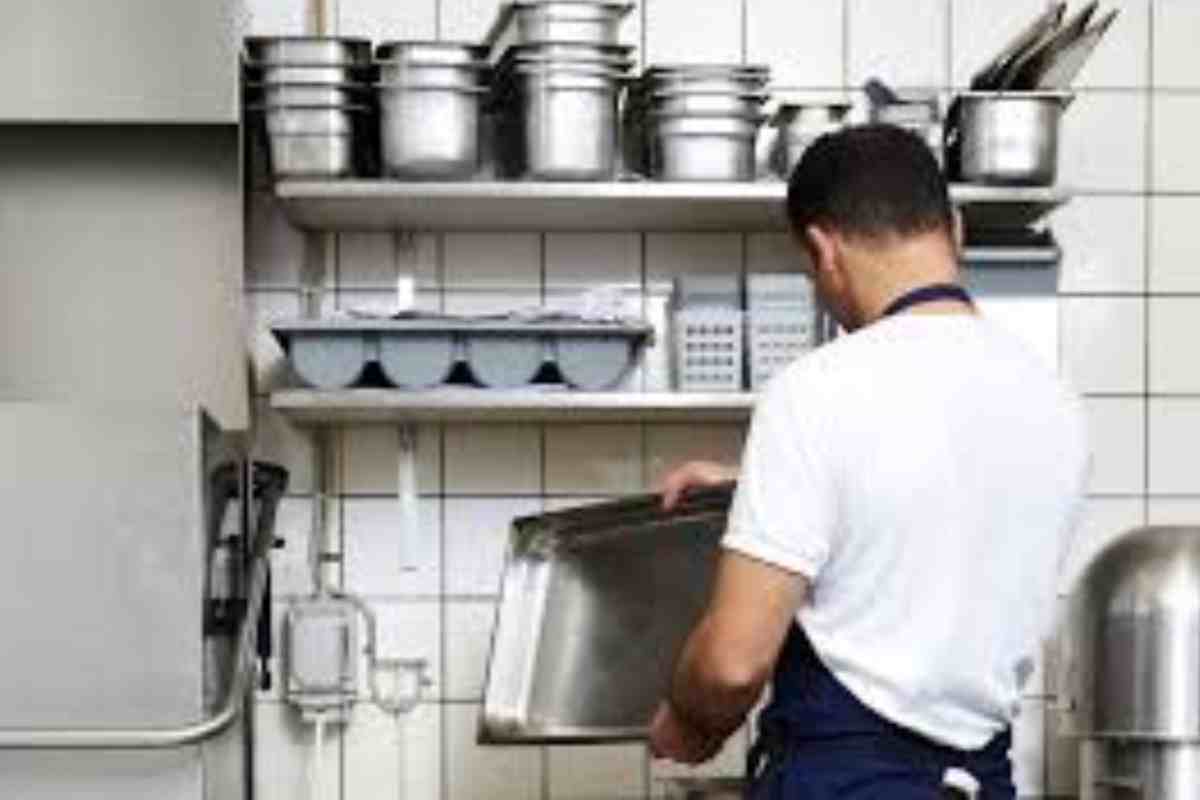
[951,91,1071,186]
[255,105,366,135]
[245,36,372,66]
[266,133,355,178]
[375,40,489,64]
[501,69,620,180]
[503,41,634,61]
[250,84,371,107]
[771,102,851,177]
[488,1,634,52]
[247,64,374,85]
[651,113,762,182]
[377,85,484,179]
[651,91,768,116]
[376,60,489,89]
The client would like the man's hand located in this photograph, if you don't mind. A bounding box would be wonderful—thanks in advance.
[659,461,738,511]
[648,701,724,764]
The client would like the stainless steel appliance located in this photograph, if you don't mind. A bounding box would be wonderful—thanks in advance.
[949,92,1073,186]
[0,403,286,800]
[480,485,733,743]
[1070,526,1200,799]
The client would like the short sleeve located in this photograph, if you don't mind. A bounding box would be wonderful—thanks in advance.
[722,369,838,579]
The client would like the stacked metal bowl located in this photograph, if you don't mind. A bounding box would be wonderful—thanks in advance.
[244,37,374,179]
[374,41,491,179]
[627,64,771,181]
[487,1,636,181]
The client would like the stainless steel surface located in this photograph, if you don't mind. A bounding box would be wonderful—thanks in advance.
[378,85,483,179]
[259,106,364,135]
[244,36,372,66]
[0,0,239,123]
[503,41,634,60]
[501,71,620,180]
[480,485,734,743]
[267,134,355,179]
[254,85,370,107]
[1035,9,1119,90]
[375,41,490,64]
[270,389,759,425]
[269,180,1069,232]
[645,75,768,95]
[376,61,489,88]
[1072,526,1200,740]
[970,2,1066,90]
[953,92,1071,186]
[652,114,762,182]
[651,92,768,116]
[487,1,634,53]
[1003,1,1098,90]
[771,102,851,177]
[246,64,373,85]
[1091,739,1200,800]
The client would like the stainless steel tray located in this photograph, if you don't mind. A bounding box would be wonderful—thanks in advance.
[480,484,734,744]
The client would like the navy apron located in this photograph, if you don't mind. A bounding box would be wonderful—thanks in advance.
[744,283,1016,799]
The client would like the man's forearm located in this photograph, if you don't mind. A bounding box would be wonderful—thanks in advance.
[667,621,768,741]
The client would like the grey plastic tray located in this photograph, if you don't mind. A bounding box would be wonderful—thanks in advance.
[271,317,654,390]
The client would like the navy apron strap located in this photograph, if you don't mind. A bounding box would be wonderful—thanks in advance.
[882,283,973,318]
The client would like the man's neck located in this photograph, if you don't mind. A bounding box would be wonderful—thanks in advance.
[847,236,970,325]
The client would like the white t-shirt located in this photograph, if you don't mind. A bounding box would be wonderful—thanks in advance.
[723,313,1088,750]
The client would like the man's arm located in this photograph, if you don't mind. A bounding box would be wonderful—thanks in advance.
[649,550,808,763]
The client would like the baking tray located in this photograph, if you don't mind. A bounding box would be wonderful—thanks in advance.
[479,484,734,744]
[271,316,655,390]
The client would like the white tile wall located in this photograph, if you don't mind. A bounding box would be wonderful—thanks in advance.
[242,2,1200,798]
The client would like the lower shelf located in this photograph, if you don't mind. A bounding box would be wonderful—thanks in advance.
[271,389,758,424]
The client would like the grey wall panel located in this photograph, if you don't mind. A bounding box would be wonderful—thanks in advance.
[0,126,248,430]
[0,750,203,800]
[0,0,239,123]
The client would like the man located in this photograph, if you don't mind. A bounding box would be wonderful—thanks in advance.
[648,125,1088,798]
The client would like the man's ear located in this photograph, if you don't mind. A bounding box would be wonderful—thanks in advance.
[805,224,838,277]
[952,208,965,255]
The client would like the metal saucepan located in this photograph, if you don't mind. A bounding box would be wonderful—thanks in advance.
[948,91,1073,186]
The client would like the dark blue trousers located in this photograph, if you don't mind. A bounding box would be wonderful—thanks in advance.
[747,626,1016,799]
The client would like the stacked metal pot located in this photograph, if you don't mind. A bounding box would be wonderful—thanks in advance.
[243,37,375,178]
[487,1,636,181]
[625,64,771,182]
[374,41,491,179]
[769,101,852,179]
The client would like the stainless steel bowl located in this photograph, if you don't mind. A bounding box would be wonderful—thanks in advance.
[376,60,489,88]
[651,114,763,182]
[375,40,489,64]
[952,91,1071,186]
[501,69,620,181]
[378,85,485,179]
[651,92,767,116]
[253,105,366,135]
[245,36,372,66]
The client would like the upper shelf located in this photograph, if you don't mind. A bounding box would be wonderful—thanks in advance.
[273,180,1070,233]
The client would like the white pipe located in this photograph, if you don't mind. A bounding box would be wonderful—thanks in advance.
[312,713,327,800]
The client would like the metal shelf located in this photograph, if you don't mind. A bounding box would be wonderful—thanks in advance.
[273,180,1070,233]
[271,389,757,424]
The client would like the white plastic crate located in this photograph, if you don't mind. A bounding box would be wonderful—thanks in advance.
[672,307,744,392]
[748,305,818,389]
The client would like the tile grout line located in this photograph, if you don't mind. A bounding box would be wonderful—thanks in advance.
[1144,0,1156,524]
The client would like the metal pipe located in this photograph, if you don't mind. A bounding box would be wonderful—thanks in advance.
[0,521,274,750]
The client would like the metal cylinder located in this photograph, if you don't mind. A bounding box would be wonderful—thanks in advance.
[955,92,1070,186]
[377,85,484,179]
[504,70,620,181]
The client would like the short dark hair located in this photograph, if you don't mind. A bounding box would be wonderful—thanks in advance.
[786,124,953,242]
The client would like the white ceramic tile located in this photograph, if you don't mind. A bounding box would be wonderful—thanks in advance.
[253,702,341,800]
[645,0,741,64]
[645,424,747,490]
[651,724,749,786]
[342,424,442,495]
[445,704,543,800]
[444,600,497,701]
[338,232,396,289]
[254,398,316,495]
[1150,298,1200,394]
[544,424,643,495]
[444,233,540,286]
[1061,92,1147,193]
[1053,195,1146,294]
[1150,398,1200,495]
[1149,497,1200,526]
[246,290,302,394]
[344,497,442,596]
[339,0,436,40]
[1083,397,1145,495]
[544,232,641,286]
[1011,698,1046,797]
[247,0,309,36]
[1154,0,1200,89]
[363,600,442,700]
[746,233,814,275]
[646,233,743,282]
[950,0,1054,88]
[847,0,947,88]
[439,0,506,41]
[1059,297,1145,394]
[444,497,543,596]
[1151,197,1200,293]
[1154,94,1200,193]
[549,744,646,799]
[747,0,844,87]
[271,497,320,598]
[345,703,442,800]
[1072,0,1150,90]
[1059,498,1144,594]
[444,424,542,494]
[248,191,307,288]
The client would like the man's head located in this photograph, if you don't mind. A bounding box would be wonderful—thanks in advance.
[786,124,961,329]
